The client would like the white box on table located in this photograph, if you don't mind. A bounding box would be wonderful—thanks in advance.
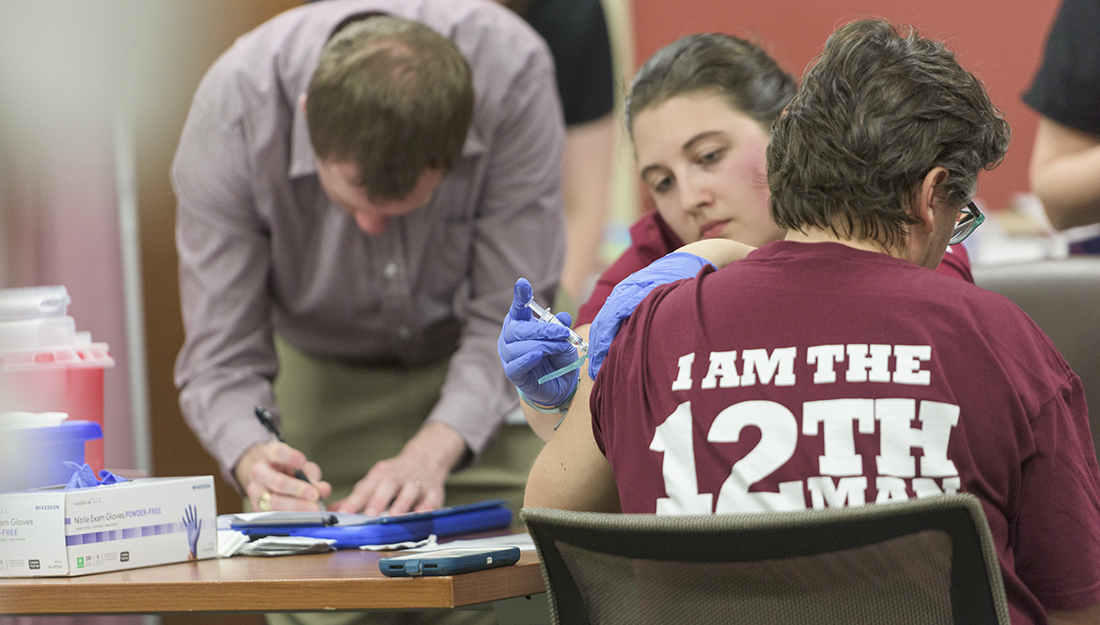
[0,476,217,577]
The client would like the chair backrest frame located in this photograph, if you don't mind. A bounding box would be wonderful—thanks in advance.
[523,494,1010,625]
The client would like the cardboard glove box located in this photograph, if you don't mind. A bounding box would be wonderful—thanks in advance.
[0,476,217,577]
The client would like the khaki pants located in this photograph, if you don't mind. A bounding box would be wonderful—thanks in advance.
[266,336,544,625]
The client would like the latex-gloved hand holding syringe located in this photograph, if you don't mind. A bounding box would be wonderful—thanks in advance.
[498,248,730,440]
[497,278,587,440]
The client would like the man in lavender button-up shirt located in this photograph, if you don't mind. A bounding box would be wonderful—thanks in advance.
[172,0,564,520]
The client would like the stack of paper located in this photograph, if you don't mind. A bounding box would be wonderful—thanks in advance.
[217,529,250,558]
[402,533,535,553]
[238,536,336,557]
[359,534,437,551]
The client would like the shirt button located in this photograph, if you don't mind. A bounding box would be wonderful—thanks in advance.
[398,326,411,340]
[383,261,398,279]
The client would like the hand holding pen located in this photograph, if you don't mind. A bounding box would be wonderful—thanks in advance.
[251,406,330,511]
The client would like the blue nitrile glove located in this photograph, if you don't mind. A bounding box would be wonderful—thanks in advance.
[64,462,98,489]
[589,252,715,379]
[183,504,202,558]
[497,278,579,409]
[62,461,128,490]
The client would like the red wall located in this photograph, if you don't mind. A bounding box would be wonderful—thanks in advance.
[633,0,1062,212]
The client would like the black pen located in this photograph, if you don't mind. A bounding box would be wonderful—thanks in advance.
[254,405,326,510]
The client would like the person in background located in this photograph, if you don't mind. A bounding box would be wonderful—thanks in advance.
[575,33,793,326]
[499,32,975,439]
[494,0,616,312]
[307,0,611,310]
[173,0,562,541]
[1024,0,1100,252]
[525,18,1100,625]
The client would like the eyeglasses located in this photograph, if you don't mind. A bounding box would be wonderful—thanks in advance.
[949,201,984,245]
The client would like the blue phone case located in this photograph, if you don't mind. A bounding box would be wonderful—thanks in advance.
[379,546,521,577]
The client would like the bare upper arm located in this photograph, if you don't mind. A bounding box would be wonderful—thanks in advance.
[1030,116,1100,175]
[676,239,757,269]
[524,371,621,512]
[1029,116,1100,230]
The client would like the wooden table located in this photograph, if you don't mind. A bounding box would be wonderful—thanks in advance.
[0,548,548,622]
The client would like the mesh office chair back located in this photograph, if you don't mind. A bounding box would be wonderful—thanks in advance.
[523,493,1009,625]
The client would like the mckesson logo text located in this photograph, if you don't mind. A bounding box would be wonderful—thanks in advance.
[192,484,211,490]
[35,505,60,511]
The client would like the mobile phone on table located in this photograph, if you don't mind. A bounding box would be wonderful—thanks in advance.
[379,547,521,577]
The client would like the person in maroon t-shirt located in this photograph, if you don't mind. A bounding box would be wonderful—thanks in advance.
[499,32,978,440]
[524,19,1100,625]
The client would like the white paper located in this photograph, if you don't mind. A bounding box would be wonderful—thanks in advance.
[217,529,249,558]
[403,532,535,552]
[217,510,377,529]
[238,535,336,557]
[359,534,437,552]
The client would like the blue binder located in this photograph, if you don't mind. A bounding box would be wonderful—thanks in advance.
[229,499,512,549]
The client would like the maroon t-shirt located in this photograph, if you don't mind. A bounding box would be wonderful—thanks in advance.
[936,241,974,282]
[576,211,975,325]
[592,241,1100,624]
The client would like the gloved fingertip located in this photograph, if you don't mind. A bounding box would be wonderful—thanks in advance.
[588,357,601,381]
[510,278,533,318]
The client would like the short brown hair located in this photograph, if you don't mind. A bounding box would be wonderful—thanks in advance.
[767,19,1010,248]
[625,33,796,137]
[306,15,474,201]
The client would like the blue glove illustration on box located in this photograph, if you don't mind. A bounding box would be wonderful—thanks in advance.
[183,504,202,560]
[588,251,714,379]
[497,278,579,410]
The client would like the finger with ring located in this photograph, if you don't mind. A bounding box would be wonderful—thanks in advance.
[258,490,272,511]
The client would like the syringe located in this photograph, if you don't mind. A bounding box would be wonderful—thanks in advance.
[526,298,589,357]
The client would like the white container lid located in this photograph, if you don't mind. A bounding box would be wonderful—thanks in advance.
[0,316,76,352]
[0,286,70,322]
[0,286,113,371]
[0,411,69,429]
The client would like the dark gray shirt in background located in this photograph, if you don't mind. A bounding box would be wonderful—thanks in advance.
[172,0,565,484]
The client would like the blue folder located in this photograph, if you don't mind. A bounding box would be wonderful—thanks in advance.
[229,499,512,549]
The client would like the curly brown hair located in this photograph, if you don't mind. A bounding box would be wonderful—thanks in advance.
[767,19,1010,248]
[307,15,473,201]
